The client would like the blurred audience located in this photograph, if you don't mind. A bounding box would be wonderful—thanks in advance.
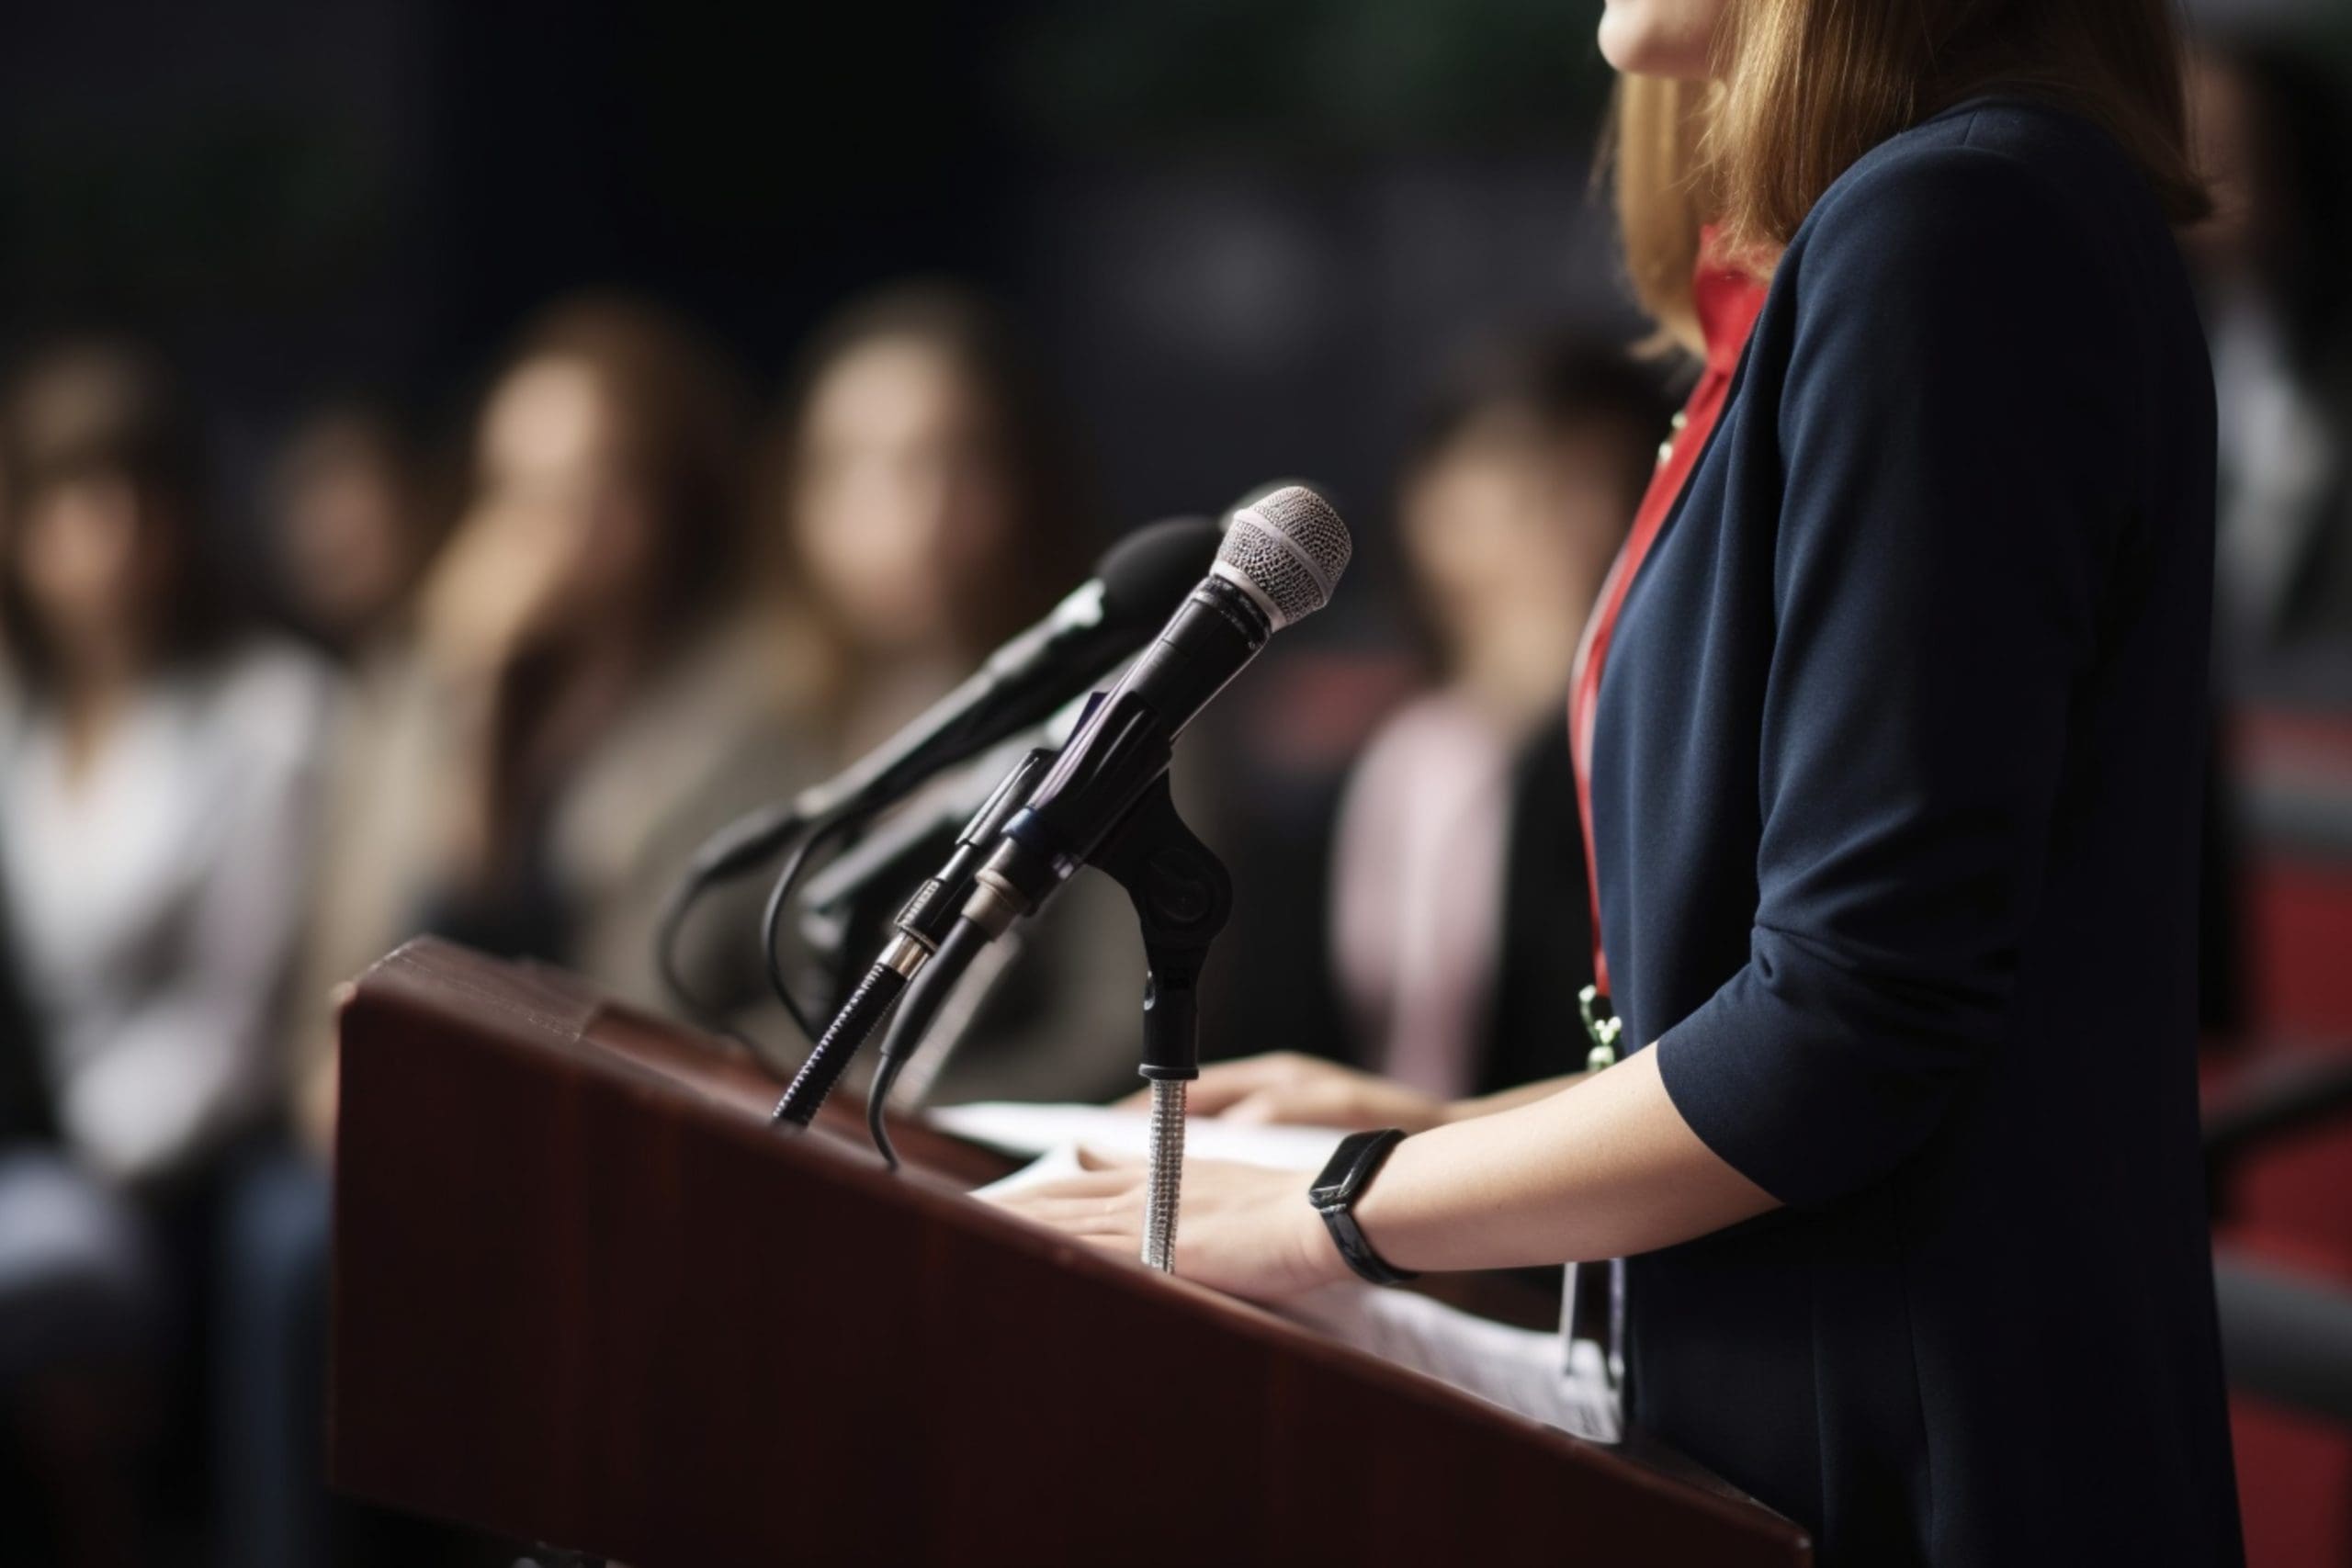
[222,295,808,1568]
[261,400,444,662]
[286,292,805,1146]
[1329,334,1668,1100]
[761,280,1143,1105]
[2185,37,2352,702]
[0,338,336,1566]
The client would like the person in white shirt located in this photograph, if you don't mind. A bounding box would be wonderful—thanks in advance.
[0,342,334,1188]
[0,340,334,1563]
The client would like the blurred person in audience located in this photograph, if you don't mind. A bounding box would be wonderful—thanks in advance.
[0,444,12,716]
[762,280,1144,1106]
[0,339,334,1186]
[288,291,802,1144]
[768,282,1087,754]
[1326,336,1668,1108]
[261,399,444,662]
[2185,38,2352,695]
[0,338,336,1565]
[2177,38,2352,1032]
[237,295,801,1568]
[0,391,117,1568]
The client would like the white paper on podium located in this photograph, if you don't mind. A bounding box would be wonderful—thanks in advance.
[1282,1282,1623,1443]
[956,1107,1623,1446]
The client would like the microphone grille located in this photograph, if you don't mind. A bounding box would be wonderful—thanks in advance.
[1216,485,1351,629]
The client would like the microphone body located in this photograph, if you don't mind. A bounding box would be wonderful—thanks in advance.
[788,516,1223,827]
[966,576,1270,928]
[962,483,1351,933]
[773,486,1348,1134]
[665,515,1219,1041]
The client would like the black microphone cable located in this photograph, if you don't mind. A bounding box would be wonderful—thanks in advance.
[860,916,994,1169]
[773,749,1056,1140]
[773,912,981,1140]
[756,811,863,1046]
[655,795,876,1060]
[654,801,808,1057]
[651,795,877,1057]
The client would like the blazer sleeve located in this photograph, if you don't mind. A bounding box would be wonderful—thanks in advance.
[1653,144,2142,1208]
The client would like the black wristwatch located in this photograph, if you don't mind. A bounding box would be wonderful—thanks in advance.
[1309,1128,1419,1286]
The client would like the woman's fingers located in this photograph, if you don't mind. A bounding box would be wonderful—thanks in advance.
[1182,1055,1306,1116]
[995,1191,1145,1247]
[992,1172,1135,1205]
[1117,1053,1330,1115]
[1219,1089,1287,1125]
[1002,1196,1136,1229]
[1225,1082,1363,1127]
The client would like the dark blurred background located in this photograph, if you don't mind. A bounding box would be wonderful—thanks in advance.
[0,0,1650,529]
[3,3,2352,1565]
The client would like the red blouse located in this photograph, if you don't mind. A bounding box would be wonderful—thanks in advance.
[1568,241,1770,995]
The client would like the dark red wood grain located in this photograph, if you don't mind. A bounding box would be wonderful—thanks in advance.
[329,937,1812,1566]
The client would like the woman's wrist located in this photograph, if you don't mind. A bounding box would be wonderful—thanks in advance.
[1342,1134,1423,1273]
[1288,1188,1361,1291]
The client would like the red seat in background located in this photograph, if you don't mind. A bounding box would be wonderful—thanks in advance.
[2211,705,2352,1568]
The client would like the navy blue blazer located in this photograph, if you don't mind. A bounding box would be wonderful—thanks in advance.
[1591,99,2242,1564]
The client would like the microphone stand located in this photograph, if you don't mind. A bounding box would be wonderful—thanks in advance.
[850,768,1230,1274]
[1088,774,1231,1273]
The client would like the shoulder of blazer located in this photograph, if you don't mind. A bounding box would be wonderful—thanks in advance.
[1771,97,2158,390]
[1791,96,2164,285]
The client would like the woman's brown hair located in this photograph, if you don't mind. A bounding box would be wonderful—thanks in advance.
[1610,0,2211,354]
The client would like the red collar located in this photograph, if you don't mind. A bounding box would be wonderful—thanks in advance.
[1694,228,1767,372]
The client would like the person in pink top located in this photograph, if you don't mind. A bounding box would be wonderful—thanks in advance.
[1329,335,1668,1105]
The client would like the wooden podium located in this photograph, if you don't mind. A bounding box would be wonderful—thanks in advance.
[329,938,1812,1566]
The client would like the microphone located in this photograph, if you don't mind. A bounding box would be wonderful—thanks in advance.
[770,484,1351,1133]
[668,516,1225,895]
[788,515,1227,829]
[963,484,1351,933]
[656,514,1225,1040]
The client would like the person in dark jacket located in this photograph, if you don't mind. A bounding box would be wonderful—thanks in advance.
[993,3,2242,1562]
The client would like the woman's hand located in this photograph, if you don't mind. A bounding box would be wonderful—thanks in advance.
[413,502,579,687]
[984,1149,1349,1302]
[1121,1052,1453,1134]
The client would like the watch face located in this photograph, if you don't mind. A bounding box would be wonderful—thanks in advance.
[1309,1133,1373,1206]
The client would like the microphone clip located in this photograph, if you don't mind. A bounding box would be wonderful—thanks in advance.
[1090,773,1231,1086]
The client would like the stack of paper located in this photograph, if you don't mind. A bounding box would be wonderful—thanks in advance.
[940,1101,1622,1444]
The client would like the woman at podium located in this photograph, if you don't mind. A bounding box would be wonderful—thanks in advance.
[996,1,2245,1562]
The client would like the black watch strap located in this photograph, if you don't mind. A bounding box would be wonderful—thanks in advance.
[1308,1128,1418,1285]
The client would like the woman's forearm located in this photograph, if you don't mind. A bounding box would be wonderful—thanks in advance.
[1354,1047,1781,1273]
[1439,1072,1587,1123]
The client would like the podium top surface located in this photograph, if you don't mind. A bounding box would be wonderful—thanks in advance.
[330,937,1811,1568]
